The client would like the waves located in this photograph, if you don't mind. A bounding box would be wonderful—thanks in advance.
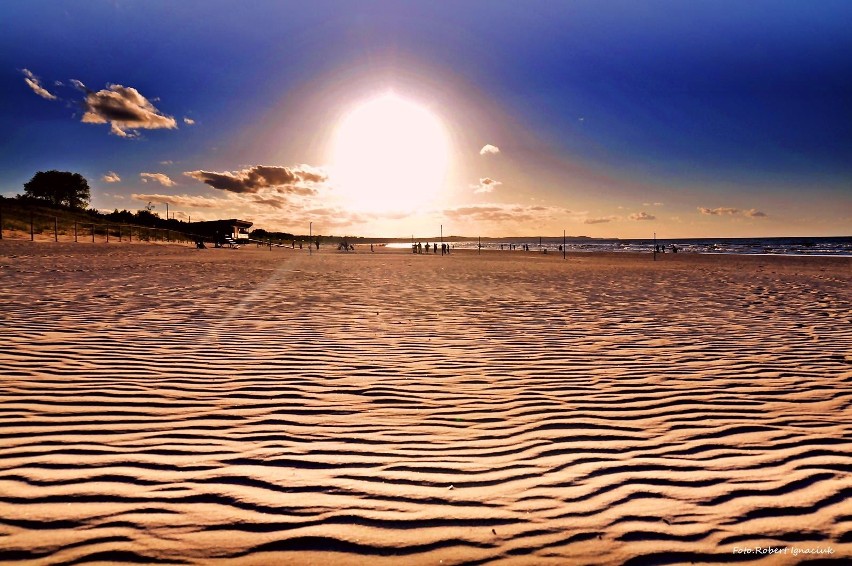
[1,242,850,564]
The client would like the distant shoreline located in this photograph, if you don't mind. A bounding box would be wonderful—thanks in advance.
[3,237,852,259]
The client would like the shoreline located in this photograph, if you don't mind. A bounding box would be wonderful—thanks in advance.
[3,237,852,260]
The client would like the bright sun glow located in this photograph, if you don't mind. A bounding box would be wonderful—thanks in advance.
[329,93,450,213]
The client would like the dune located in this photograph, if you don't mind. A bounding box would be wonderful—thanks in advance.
[0,240,850,565]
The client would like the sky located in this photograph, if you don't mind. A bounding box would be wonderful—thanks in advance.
[2,0,850,238]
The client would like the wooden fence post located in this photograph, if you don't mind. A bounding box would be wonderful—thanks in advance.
[54,217,58,242]
[92,224,95,243]
[30,212,34,241]
[74,221,78,242]
[0,203,3,240]
[106,225,109,243]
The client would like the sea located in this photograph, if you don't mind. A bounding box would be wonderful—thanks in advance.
[386,236,852,256]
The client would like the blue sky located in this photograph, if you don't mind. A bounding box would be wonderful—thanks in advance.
[2,0,850,237]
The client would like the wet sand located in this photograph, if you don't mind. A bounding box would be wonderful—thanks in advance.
[1,240,850,564]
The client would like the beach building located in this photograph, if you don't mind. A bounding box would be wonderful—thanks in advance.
[188,219,252,246]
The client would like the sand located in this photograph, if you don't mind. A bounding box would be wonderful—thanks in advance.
[0,240,850,565]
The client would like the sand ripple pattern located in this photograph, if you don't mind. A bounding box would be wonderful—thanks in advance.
[1,242,850,564]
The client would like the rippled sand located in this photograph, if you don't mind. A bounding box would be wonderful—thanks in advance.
[1,240,850,565]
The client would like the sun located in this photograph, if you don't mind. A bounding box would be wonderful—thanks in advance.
[329,93,450,214]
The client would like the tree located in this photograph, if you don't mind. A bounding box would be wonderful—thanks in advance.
[23,170,91,209]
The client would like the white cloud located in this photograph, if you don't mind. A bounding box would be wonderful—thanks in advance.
[131,186,371,231]
[479,144,500,155]
[183,117,195,125]
[102,171,121,183]
[629,211,656,221]
[21,69,58,100]
[80,84,177,138]
[472,177,502,194]
[140,172,176,187]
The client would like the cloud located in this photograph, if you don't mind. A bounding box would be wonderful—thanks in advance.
[698,206,769,219]
[184,164,327,194]
[290,164,327,183]
[584,216,617,224]
[643,202,664,207]
[102,171,121,183]
[80,84,177,138]
[183,117,195,125]
[132,193,223,209]
[629,211,656,221]
[141,172,176,187]
[472,177,502,194]
[21,69,58,100]
[698,207,739,216]
[444,203,568,224]
[479,144,500,155]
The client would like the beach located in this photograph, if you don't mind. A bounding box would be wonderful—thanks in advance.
[1,240,850,565]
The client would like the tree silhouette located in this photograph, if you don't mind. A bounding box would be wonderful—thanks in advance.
[23,170,91,209]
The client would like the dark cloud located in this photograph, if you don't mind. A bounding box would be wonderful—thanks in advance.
[629,211,656,221]
[294,166,327,183]
[80,84,177,138]
[444,204,563,223]
[21,69,57,100]
[698,207,739,216]
[250,196,287,209]
[698,207,768,218]
[584,216,616,224]
[132,193,222,209]
[184,165,327,194]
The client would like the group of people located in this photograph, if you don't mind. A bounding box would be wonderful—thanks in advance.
[291,238,321,250]
[412,242,451,255]
[498,243,544,251]
[654,244,679,253]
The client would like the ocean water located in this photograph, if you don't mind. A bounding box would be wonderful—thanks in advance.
[387,236,852,256]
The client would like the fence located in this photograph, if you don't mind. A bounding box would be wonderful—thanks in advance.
[0,206,198,245]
